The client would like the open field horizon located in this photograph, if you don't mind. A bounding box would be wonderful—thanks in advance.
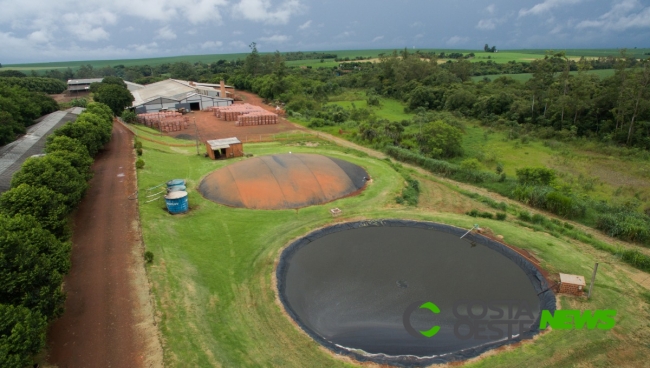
[3,47,649,72]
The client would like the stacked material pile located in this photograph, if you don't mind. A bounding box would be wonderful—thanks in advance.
[212,104,278,126]
[137,112,189,132]
[236,111,278,126]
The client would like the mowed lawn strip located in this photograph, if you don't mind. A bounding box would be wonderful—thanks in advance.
[137,135,650,367]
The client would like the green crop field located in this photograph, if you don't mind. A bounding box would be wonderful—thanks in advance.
[5,48,642,72]
[471,69,616,82]
[134,123,650,367]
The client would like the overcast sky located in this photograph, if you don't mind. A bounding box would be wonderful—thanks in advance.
[1,0,649,64]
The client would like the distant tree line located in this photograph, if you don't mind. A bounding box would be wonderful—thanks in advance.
[0,102,114,367]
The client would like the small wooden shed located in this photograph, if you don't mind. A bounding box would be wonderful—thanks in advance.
[206,138,243,160]
[559,273,586,295]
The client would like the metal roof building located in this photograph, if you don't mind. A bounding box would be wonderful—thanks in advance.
[131,79,233,114]
[67,78,144,92]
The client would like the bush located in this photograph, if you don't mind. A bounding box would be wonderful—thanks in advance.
[496,213,507,221]
[396,177,420,206]
[144,251,154,264]
[134,140,143,149]
[121,110,137,123]
[516,167,555,186]
[45,136,93,180]
[466,209,494,219]
[518,211,532,221]
[136,148,143,156]
[136,159,145,169]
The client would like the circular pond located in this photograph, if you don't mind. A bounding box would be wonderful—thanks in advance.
[276,220,555,366]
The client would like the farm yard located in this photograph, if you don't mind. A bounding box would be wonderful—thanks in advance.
[3,42,650,368]
[132,117,650,367]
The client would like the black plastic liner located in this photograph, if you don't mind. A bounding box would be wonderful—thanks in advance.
[276,219,556,367]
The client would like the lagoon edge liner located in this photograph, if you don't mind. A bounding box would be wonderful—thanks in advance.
[275,219,557,367]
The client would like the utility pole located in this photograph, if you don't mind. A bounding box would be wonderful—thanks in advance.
[193,117,200,156]
[587,262,599,299]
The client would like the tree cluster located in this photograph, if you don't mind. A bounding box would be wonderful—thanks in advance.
[0,84,59,146]
[90,77,134,116]
[0,77,67,94]
[0,102,113,367]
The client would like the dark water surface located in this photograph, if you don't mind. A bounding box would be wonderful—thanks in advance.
[280,225,545,359]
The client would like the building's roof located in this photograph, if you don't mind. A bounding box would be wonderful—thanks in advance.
[207,137,241,150]
[559,273,586,286]
[68,78,103,85]
[125,81,144,91]
[131,79,196,106]
[132,79,234,107]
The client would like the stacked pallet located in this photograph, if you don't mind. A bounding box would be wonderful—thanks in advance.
[158,118,190,133]
[236,112,278,126]
[137,112,182,125]
[213,104,267,121]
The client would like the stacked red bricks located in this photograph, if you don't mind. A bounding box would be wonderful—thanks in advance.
[213,103,278,126]
[236,111,278,126]
[136,112,189,132]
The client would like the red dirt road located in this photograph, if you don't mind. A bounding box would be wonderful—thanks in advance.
[46,122,162,368]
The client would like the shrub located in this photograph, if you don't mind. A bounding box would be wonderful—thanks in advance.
[121,109,137,123]
[496,213,507,221]
[516,167,555,186]
[396,177,420,206]
[518,211,532,221]
[144,251,154,264]
[136,148,143,156]
[136,159,145,169]
[134,141,143,149]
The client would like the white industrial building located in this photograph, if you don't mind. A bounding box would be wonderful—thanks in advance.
[130,79,234,113]
[67,78,144,92]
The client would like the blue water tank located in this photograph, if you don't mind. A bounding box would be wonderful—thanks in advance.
[165,191,189,214]
[168,185,187,193]
[167,179,185,188]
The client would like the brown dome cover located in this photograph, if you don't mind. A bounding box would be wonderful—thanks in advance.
[199,153,368,209]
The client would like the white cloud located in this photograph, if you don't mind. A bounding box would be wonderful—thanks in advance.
[299,20,312,30]
[27,30,50,43]
[446,36,469,45]
[415,33,424,39]
[232,0,304,24]
[519,0,582,17]
[476,19,496,30]
[229,40,248,49]
[183,0,226,24]
[156,26,177,40]
[486,4,496,15]
[372,35,384,42]
[201,40,223,49]
[61,10,116,41]
[335,31,354,39]
[232,30,243,35]
[259,34,289,43]
[129,42,159,53]
[576,0,650,30]
[410,21,423,28]
[68,25,110,41]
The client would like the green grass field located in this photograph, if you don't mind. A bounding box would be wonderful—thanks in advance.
[136,128,650,367]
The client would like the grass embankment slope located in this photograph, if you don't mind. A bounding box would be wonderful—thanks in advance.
[135,124,650,367]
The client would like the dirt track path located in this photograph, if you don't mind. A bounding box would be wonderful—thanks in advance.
[46,122,162,368]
